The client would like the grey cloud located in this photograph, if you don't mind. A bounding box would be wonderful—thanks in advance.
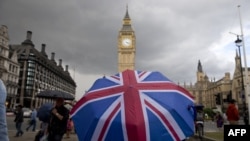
[1,0,250,96]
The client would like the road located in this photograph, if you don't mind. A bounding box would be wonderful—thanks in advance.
[6,115,220,141]
[7,115,78,141]
[7,115,41,131]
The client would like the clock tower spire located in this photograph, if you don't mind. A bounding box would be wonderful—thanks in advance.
[118,6,136,72]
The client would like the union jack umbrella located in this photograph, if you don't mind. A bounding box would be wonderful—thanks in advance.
[70,70,195,141]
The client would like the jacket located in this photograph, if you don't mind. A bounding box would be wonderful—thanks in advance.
[48,105,69,135]
[226,104,239,121]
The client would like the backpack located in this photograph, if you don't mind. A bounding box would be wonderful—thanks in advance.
[196,112,203,121]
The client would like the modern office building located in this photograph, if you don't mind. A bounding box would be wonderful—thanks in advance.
[10,31,76,108]
[0,25,20,108]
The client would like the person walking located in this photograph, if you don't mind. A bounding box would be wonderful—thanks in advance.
[65,118,73,138]
[34,121,48,141]
[47,98,69,141]
[26,107,37,131]
[226,99,240,125]
[0,79,9,141]
[14,104,24,137]
[243,109,249,125]
[215,112,224,131]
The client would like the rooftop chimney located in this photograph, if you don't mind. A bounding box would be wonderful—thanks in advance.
[65,65,68,72]
[22,31,34,46]
[41,44,46,53]
[51,52,55,60]
[59,59,62,66]
[26,31,32,40]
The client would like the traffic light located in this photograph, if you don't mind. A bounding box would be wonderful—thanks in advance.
[215,94,221,105]
[227,91,232,102]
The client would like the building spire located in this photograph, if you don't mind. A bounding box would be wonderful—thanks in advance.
[121,5,133,31]
[198,60,203,72]
[124,4,130,20]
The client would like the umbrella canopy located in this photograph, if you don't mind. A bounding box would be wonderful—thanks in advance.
[70,70,195,141]
[37,90,75,100]
[37,103,54,122]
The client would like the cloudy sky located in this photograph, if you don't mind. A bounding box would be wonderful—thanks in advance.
[1,0,250,100]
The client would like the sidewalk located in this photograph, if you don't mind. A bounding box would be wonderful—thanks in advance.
[8,130,78,141]
[8,130,218,141]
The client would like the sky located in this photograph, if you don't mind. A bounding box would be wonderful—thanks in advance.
[1,0,250,100]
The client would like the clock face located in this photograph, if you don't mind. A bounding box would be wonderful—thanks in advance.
[122,38,132,47]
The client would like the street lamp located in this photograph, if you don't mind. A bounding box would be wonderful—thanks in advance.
[235,35,247,117]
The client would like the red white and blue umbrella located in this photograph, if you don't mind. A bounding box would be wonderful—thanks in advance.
[70,70,195,141]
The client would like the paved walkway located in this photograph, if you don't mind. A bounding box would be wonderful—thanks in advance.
[8,130,218,141]
[8,130,78,141]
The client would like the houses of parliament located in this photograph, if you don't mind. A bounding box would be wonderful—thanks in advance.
[117,7,248,114]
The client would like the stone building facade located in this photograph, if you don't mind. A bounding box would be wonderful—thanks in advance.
[118,7,136,72]
[183,53,248,114]
[10,31,76,108]
[0,25,20,108]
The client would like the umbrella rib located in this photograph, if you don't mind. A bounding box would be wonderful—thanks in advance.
[98,103,121,141]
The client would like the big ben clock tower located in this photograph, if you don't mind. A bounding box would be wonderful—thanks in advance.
[118,6,136,72]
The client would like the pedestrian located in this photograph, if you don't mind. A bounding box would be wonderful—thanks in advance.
[14,104,24,137]
[65,118,73,138]
[243,109,249,125]
[0,79,10,141]
[47,98,69,141]
[26,107,37,131]
[226,99,239,125]
[215,112,224,131]
[34,121,48,141]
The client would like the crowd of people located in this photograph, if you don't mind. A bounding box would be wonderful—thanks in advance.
[0,78,76,141]
[192,98,249,133]
[13,97,74,141]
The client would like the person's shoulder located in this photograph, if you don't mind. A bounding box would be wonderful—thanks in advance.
[62,106,69,112]
[65,107,70,113]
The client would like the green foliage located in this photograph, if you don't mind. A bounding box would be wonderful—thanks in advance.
[203,108,214,118]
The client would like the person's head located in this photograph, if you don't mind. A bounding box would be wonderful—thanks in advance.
[55,98,64,107]
[229,99,236,104]
[16,105,23,111]
[197,109,202,113]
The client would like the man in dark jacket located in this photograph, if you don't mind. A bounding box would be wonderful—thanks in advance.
[48,98,69,141]
[14,105,24,137]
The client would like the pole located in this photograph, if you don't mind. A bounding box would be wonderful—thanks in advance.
[237,5,250,125]
[237,44,246,111]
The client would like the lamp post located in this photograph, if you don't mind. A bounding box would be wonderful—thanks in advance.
[235,36,246,112]
[237,5,250,125]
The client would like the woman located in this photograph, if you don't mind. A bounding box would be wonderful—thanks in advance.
[215,112,224,130]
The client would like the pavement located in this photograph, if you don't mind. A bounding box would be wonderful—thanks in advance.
[7,130,216,141]
[8,130,78,141]
[6,115,221,141]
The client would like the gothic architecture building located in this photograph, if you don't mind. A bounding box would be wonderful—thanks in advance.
[116,8,249,114]
[183,52,248,114]
[10,31,76,108]
[116,8,249,115]
[118,7,136,72]
[0,25,20,108]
